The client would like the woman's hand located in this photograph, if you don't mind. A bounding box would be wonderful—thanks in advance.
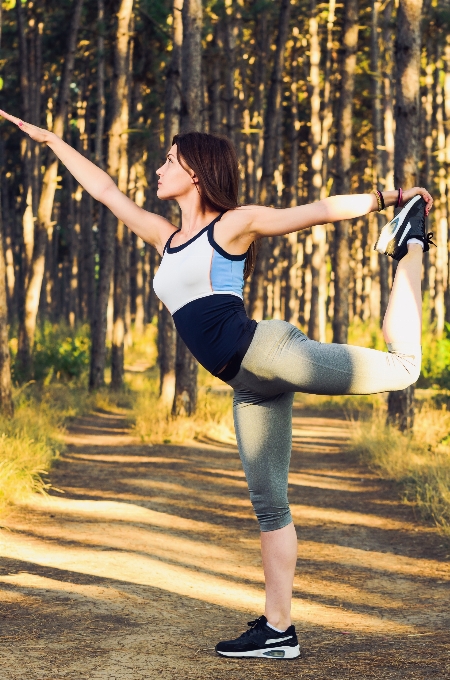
[401,186,433,216]
[0,109,54,144]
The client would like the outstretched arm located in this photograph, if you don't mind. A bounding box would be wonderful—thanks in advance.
[0,110,174,255]
[242,188,433,240]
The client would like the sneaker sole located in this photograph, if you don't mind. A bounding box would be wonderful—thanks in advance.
[216,644,301,659]
[375,194,422,254]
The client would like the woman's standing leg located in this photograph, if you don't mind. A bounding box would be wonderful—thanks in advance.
[261,522,297,630]
[231,390,297,630]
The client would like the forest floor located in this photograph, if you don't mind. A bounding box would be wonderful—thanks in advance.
[0,399,448,679]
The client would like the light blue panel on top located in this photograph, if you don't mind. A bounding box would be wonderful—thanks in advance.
[210,250,245,296]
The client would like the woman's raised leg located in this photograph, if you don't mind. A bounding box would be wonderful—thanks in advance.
[382,243,423,345]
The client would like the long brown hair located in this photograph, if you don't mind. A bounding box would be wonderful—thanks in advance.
[172,131,257,279]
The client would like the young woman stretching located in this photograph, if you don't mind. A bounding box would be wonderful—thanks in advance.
[1,111,433,660]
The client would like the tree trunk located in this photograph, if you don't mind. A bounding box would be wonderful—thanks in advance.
[248,0,292,320]
[17,0,84,378]
[433,47,448,335]
[180,0,202,132]
[159,0,183,407]
[379,0,394,320]
[172,0,202,415]
[444,34,450,323]
[223,0,241,146]
[159,306,177,407]
[321,0,336,192]
[172,332,197,416]
[259,0,292,205]
[111,10,134,390]
[0,150,13,417]
[332,0,359,344]
[90,0,133,389]
[370,1,385,323]
[308,0,327,342]
[388,0,424,431]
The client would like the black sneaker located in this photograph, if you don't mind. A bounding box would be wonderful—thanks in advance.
[215,615,300,659]
[374,195,434,261]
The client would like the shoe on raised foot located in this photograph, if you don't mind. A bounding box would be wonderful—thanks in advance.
[215,615,300,659]
[374,195,435,261]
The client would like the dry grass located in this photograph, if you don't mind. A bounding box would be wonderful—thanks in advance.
[132,368,235,445]
[0,382,131,511]
[347,402,450,534]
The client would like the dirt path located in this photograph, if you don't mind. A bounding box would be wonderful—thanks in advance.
[0,406,448,679]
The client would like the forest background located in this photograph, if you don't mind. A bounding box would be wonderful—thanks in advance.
[0,0,449,532]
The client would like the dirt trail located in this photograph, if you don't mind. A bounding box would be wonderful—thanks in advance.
[0,405,448,679]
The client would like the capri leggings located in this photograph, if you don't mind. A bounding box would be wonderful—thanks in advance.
[225,319,421,532]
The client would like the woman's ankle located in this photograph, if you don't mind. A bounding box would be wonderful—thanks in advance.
[264,614,292,631]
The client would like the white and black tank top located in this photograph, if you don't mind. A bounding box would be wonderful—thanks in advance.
[153,213,257,378]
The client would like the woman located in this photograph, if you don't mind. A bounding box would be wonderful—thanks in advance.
[1,112,433,660]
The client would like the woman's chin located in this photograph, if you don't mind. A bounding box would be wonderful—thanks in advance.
[156,189,173,201]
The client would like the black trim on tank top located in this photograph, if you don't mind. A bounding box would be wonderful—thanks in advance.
[166,213,225,254]
[208,221,248,261]
[163,230,178,254]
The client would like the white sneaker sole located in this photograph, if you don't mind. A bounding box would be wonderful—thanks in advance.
[216,644,301,659]
[375,193,422,254]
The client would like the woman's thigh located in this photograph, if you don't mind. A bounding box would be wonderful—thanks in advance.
[230,320,421,397]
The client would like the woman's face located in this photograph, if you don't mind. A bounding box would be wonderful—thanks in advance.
[156,145,197,201]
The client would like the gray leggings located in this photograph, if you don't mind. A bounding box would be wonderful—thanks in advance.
[226,320,421,532]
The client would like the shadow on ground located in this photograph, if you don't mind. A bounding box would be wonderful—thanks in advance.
[0,406,448,679]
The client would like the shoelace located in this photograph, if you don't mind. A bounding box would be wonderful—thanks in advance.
[426,232,436,247]
[241,616,265,638]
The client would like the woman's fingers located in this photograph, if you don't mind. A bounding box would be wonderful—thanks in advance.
[0,109,24,127]
[402,187,433,215]
[0,109,51,143]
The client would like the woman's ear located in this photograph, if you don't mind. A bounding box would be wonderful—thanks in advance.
[191,174,199,184]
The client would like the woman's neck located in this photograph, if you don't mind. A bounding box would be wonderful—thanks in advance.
[177,194,219,237]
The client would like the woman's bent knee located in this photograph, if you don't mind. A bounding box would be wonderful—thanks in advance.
[387,343,422,390]
[254,504,293,532]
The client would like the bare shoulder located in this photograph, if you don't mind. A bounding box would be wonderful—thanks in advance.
[221,204,269,227]
[121,202,178,255]
[214,205,272,254]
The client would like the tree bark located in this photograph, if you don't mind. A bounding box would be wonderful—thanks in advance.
[379,0,394,321]
[0,147,13,417]
[248,0,292,321]
[90,0,133,389]
[171,0,202,415]
[111,9,134,390]
[321,0,336,192]
[223,0,239,145]
[370,1,384,323]
[159,0,183,407]
[308,0,327,342]
[180,0,202,132]
[388,0,424,431]
[259,0,292,205]
[17,0,84,378]
[332,0,359,344]
[434,46,448,336]
[172,332,197,416]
